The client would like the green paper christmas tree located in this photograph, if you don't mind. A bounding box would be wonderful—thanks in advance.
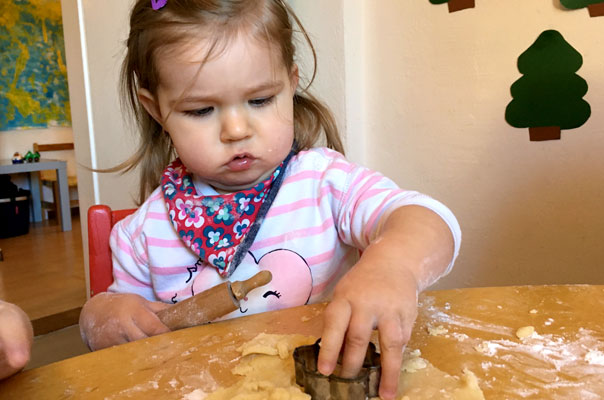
[505,30,590,141]
[560,0,604,17]
[429,0,475,13]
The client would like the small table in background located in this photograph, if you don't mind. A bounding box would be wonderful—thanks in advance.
[0,159,72,232]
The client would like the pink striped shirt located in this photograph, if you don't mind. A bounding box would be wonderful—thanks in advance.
[108,148,461,321]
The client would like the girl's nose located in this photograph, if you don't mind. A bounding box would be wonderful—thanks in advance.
[220,107,250,142]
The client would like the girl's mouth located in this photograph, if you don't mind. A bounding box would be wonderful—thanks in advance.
[227,153,254,172]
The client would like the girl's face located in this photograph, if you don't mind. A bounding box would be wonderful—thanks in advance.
[139,33,298,191]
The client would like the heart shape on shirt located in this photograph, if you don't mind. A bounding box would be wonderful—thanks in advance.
[192,249,312,320]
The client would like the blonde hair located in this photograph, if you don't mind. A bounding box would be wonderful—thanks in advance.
[118,0,344,204]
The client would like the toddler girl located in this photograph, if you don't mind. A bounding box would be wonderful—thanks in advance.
[80,1,461,398]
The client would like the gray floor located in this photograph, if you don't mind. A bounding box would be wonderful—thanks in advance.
[26,324,90,370]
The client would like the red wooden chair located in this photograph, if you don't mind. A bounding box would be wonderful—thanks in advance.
[87,205,136,297]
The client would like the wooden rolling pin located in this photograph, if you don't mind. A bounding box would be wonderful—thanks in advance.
[156,271,272,330]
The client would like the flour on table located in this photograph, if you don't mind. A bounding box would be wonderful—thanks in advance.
[392,348,485,400]
[203,333,485,400]
[183,389,208,400]
[585,350,604,366]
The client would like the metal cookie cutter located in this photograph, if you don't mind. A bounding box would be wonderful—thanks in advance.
[293,339,381,399]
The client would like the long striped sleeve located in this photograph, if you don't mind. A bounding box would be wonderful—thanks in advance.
[106,147,461,319]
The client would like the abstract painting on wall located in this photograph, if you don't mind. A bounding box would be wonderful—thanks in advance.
[0,0,71,131]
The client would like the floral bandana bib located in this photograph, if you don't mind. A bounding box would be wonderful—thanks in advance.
[161,152,293,277]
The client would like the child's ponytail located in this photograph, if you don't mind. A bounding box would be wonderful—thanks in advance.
[293,91,344,155]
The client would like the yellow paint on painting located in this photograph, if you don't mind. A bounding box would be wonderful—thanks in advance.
[12,42,31,89]
[5,88,42,123]
[1,0,63,31]
[28,0,62,25]
[42,20,48,43]
[56,49,67,75]
[0,2,20,30]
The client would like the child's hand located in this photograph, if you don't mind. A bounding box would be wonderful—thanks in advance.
[317,252,419,400]
[79,293,172,351]
[0,300,33,379]
[318,205,455,400]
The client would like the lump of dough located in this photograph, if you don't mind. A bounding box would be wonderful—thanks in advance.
[427,325,449,336]
[402,349,428,373]
[515,326,535,339]
[212,334,487,400]
[237,333,296,360]
[208,334,315,400]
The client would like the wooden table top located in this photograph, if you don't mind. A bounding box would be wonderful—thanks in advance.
[1,284,602,399]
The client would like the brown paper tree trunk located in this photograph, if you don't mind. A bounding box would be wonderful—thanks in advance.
[529,126,561,141]
[587,2,604,17]
[448,0,475,12]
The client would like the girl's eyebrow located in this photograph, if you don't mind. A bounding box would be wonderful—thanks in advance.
[171,81,284,106]
[243,81,284,96]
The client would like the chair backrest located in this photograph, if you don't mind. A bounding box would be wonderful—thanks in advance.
[33,142,75,152]
[87,205,136,297]
[33,142,78,182]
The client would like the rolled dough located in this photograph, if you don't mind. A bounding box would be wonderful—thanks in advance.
[200,333,486,400]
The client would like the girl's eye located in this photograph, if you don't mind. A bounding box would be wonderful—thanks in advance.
[186,107,213,117]
[249,96,274,107]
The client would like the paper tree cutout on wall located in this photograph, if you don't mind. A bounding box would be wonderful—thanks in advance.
[505,30,590,142]
[429,0,475,13]
[560,0,604,17]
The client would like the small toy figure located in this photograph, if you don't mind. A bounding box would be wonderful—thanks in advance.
[23,151,39,162]
[11,152,24,164]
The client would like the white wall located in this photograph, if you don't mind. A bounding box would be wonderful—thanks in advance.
[61,0,139,294]
[64,0,604,293]
[362,1,604,288]
[289,0,367,163]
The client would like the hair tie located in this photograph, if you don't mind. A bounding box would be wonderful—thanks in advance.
[151,0,167,10]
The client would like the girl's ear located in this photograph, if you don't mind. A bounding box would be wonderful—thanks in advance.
[138,88,163,124]
[290,64,299,92]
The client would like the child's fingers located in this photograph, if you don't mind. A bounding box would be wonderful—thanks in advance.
[124,320,149,342]
[0,337,31,379]
[145,300,172,314]
[377,317,407,400]
[0,308,33,379]
[133,308,171,338]
[317,298,351,376]
[338,311,374,379]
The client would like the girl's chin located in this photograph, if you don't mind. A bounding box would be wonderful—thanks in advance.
[210,177,266,193]
[208,167,275,192]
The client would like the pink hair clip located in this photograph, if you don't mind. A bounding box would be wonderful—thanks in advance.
[151,0,167,10]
